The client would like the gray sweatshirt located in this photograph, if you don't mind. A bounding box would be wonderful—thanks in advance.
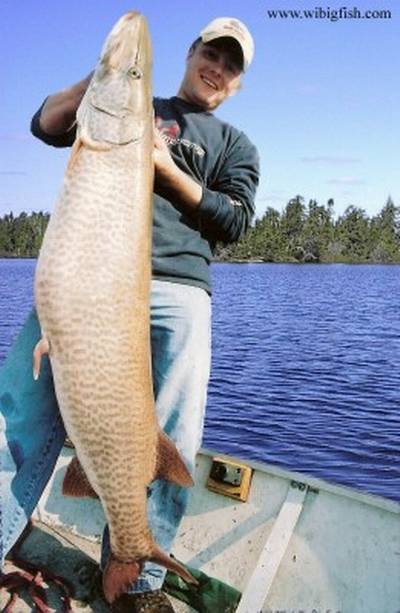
[31,95,259,294]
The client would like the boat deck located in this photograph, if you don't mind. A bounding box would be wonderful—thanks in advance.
[2,521,193,612]
[2,447,399,612]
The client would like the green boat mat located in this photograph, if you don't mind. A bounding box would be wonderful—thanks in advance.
[164,561,241,613]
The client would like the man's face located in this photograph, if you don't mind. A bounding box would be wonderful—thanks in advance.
[177,40,242,111]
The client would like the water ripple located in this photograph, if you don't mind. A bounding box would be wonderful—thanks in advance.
[205,263,400,502]
[0,260,399,502]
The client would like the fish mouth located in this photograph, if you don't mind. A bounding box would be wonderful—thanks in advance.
[100,11,152,75]
[78,11,153,143]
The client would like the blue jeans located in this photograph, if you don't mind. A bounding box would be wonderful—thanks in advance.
[0,280,211,592]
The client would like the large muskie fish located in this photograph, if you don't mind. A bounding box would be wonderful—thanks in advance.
[33,11,196,603]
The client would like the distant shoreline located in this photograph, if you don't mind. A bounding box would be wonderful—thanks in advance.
[0,255,37,259]
[1,256,400,266]
[2,199,399,265]
[215,258,400,265]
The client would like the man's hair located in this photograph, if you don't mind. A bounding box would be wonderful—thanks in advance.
[187,36,244,71]
[188,37,202,55]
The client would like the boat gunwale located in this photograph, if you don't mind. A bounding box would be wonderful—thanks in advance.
[199,446,400,515]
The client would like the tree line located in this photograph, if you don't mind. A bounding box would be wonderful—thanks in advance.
[216,196,400,263]
[0,211,49,258]
[0,196,399,263]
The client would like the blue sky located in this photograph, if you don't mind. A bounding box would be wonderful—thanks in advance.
[0,0,398,220]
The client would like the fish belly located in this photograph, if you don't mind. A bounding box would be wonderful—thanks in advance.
[35,135,157,559]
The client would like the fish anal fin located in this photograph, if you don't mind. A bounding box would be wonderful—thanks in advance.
[102,555,142,603]
[62,456,99,498]
[150,546,199,586]
[33,337,50,380]
[155,430,194,487]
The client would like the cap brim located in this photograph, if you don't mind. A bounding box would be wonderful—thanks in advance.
[201,33,247,71]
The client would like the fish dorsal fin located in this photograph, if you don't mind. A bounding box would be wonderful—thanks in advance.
[62,456,99,498]
[155,430,194,487]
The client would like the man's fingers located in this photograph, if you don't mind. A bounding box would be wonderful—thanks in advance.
[154,127,169,148]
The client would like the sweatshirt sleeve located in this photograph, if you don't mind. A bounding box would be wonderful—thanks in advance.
[197,132,260,244]
[30,99,77,148]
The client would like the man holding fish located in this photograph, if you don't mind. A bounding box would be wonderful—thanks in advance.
[0,13,259,612]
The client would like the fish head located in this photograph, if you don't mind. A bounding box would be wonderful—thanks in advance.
[99,11,152,115]
[79,12,153,144]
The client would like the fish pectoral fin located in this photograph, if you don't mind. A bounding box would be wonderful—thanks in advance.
[154,430,194,487]
[150,546,199,586]
[102,555,142,604]
[66,137,83,174]
[62,456,99,498]
[67,133,111,175]
[32,336,50,380]
[79,126,114,151]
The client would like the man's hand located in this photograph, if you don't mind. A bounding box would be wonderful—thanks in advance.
[153,130,177,183]
[153,128,203,210]
[39,72,94,136]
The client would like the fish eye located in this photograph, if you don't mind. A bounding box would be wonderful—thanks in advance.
[128,66,142,79]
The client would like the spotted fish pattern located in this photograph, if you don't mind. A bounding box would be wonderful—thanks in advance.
[33,12,195,602]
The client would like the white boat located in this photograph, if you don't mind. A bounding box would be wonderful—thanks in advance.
[3,445,399,612]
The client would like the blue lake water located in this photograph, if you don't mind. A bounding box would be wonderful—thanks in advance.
[0,259,399,502]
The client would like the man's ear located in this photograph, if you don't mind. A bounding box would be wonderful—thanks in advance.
[228,80,242,97]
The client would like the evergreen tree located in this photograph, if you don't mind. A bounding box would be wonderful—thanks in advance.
[369,196,400,262]
[301,199,335,262]
[280,195,306,260]
[1,200,399,263]
[335,205,370,261]
[0,211,49,257]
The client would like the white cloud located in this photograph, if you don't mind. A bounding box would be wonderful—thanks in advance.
[327,177,366,186]
[0,132,31,142]
[301,156,361,165]
[0,171,27,176]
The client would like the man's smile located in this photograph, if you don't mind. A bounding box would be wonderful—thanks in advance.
[200,74,218,90]
[177,41,242,110]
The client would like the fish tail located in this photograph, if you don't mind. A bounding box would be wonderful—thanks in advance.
[32,336,50,380]
[102,548,198,603]
[150,545,199,586]
[102,555,142,604]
